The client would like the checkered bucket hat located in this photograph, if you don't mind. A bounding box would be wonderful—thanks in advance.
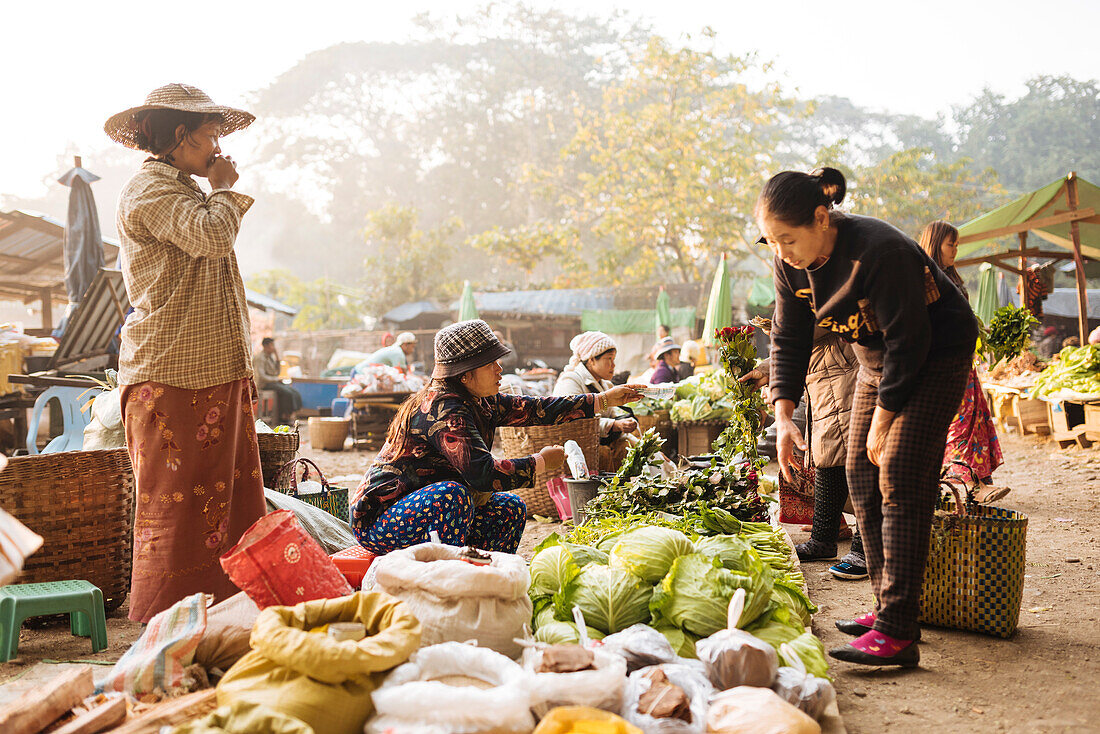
[432,319,511,378]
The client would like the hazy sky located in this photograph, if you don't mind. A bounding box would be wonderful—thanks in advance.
[3,0,1097,199]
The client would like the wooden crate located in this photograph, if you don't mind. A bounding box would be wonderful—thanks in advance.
[1014,395,1050,435]
[1084,403,1100,441]
[1046,399,1094,449]
[674,421,726,457]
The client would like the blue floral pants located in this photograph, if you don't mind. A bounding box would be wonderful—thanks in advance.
[362,481,527,554]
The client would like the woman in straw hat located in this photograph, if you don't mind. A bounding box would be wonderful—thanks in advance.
[554,331,638,471]
[352,320,642,554]
[105,84,266,622]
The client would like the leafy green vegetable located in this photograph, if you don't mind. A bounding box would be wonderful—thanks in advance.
[533,621,606,645]
[530,544,580,597]
[984,305,1038,364]
[556,565,653,634]
[1033,345,1100,397]
[694,534,761,575]
[532,596,558,629]
[649,553,773,637]
[605,429,665,493]
[608,526,695,583]
[770,579,817,626]
[654,624,700,659]
[780,631,831,680]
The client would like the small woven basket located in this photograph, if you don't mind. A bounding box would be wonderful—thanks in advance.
[0,448,134,611]
[257,428,300,490]
[309,417,350,451]
[498,417,600,518]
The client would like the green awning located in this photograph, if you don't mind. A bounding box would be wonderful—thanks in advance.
[746,276,775,309]
[582,307,695,334]
[957,175,1100,261]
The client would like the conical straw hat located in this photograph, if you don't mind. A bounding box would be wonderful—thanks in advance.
[104,83,255,149]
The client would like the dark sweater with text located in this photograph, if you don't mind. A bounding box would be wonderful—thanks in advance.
[769,214,977,413]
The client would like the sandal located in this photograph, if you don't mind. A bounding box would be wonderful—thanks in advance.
[975,485,1010,503]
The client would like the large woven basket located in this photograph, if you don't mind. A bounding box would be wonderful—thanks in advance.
[0,449,134,612]
[257,429,300,490]
[498,417,600,518]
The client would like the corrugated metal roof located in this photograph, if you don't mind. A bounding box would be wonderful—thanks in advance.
[449,287,615,318]
[0,209,120,303]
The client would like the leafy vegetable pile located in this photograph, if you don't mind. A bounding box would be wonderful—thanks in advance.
[527,518,827,677]
[982,305,1038,364]
[669,369,738,422]
[1032,345,1100,397]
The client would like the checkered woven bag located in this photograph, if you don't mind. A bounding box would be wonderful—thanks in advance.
[918,463,1028,638]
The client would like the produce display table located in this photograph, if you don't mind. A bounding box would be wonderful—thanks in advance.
[1038,393,1100,449]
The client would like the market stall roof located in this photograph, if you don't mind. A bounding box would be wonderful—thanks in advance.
[382,300,448,324]
[448,287,614,319]
[0,209,120,304]
[244,288,298,316]
[956,174,1100,260]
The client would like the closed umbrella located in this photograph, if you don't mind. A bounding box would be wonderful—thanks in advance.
[972,263,1000,326]
[655,286,672,334]
[57,156,104,305]
[702,253,733,345]
[458,280,479,321]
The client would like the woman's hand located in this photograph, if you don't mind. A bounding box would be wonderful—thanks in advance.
[866,406,896,467]
[601,385,644,409]
[208,155,239,189]
[614,418,638,433]
[774,399,807,481]
[539,444,566,472]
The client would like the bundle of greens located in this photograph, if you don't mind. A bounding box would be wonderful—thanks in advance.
[983,305,1039,365]
[605,429,665,493]
[1032,345,1100,397]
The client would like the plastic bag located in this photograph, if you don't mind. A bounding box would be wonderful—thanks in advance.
[599,624,679,673]
[565,440,590,479]
[706,686,820,734]
[770,643,836,721]
[220,510,353,608]
[0,508,43,587]
[83,388,126,450]
[194,591,261,673]
[695,589,778,689]
[217,592,421,734]
[620,663,714,734]
[522,643,628,716]
[371,542,533,658]
[534,706,642,734]
[98,593,208,695]
[368,641,534,734]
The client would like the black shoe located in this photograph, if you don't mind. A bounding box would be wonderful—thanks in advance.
[795,539,838,562]
[829,641,920,667]
[835,619,921,641]
[829,560,868,580]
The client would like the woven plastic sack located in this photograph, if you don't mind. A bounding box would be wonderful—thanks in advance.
[620,663,713,734]
[522,644,628,716]
[533,706,642,734]
[194,591,260,673]
[368,641,535,734]
[706,687,820,734]
[170,700,315,734]
[371,542,533,658]
[217,591,421,734]
[220,509,352,608]
[98,592,208,695]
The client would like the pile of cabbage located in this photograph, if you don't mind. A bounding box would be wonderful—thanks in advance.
[669,370,740,422]
[528,524,829,679]
[1032,344,1100,397]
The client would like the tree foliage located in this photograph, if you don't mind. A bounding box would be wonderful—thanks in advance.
[247,270,366,331]
[362,204,462,316]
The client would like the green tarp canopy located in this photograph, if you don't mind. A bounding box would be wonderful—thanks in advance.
[957,174,1100,261]
[582,307,695,334]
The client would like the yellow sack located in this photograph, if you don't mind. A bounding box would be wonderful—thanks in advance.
[171,701,314,734]
[217,592,420,734]
[535,707,643,734]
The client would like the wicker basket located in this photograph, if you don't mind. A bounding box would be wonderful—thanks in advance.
[257,428,300,490]
[0,448,134,612]
[498,417,600,518]
[308,417,350,451]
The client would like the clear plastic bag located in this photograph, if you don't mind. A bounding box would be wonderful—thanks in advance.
[620,663,714,734]
[770,643,836,721]
[369,642,534,734]
[706,686,820,734]
[600,624,679,673]
[695,589,778,689]
[522,643,628,716]
[564,440,590,479]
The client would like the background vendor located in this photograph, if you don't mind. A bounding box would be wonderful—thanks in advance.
[351,320,641,554]
[356,331,417,372]
[253,337,302,424]
[649,339,681,383]
[554,331,639,471]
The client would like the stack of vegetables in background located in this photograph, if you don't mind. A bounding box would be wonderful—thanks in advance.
[1033,344,1100,397]
[980,305,1038,366]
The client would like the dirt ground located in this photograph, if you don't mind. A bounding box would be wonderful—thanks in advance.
[3,430,1098,732]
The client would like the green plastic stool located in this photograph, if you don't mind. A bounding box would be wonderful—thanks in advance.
[0,580,108,662]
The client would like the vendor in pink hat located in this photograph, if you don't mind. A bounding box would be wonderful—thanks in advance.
[351,320,641,554]
[554,331,639,470]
